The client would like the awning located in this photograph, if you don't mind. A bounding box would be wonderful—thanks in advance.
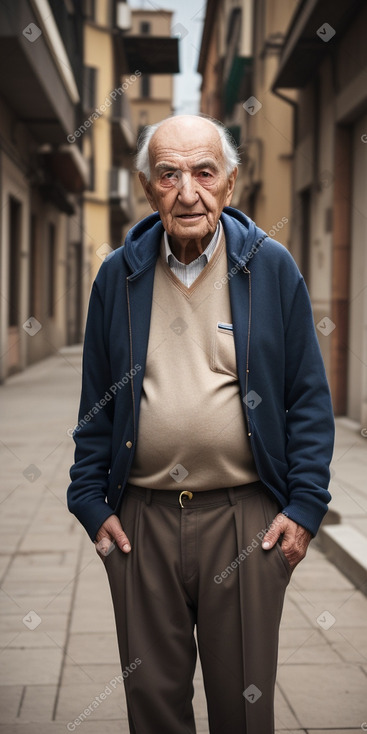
[273,0,362,89]
[0,0,79,143]
[114,34,179,75]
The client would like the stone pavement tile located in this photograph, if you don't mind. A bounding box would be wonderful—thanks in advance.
[277,664,367,729]
[12,550,76,567]
[192,676,208,719]
[0,517,28,531]
[55,682,128,722]
[0,685,24,721]
[0,647,63,685]
[18,684,58,721]
[0,612,67,633]
[0,593,72,615]
[280,595,312,629]
[310,731,363,733]
[0,535,19,554]
[326,626,367,663]
[195,720,209,733]
[289,562,355,591]
[67,632,121,665]
[279,643,341,665]
[3,580,75,599]
[0,724,130,733]
[278,628,341,665]
[0,555,10,576]
[18,533,80,553]
[0,628,65,649]
[274,684,301,730]
[70,605,116,634]
[26,520,75,535]
[61,663,123,685]
[7,560,77,583]
[195,653,203,679]
[328,477,367,518]
[288,588,367,628]
[279,628,326,649]
[351,518,367,536]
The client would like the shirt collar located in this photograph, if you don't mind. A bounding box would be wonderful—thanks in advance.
[163,221,222,268]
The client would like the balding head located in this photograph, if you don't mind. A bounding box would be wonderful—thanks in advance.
[136,114,240,181]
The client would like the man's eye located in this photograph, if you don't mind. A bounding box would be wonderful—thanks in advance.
[198,171,212,179]
[163,172,177,180]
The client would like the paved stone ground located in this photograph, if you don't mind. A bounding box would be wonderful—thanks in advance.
[0,346,367,733]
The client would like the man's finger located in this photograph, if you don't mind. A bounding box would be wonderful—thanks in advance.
[262,513,287,550]
[95,515,131,553]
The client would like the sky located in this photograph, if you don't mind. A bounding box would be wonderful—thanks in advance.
[128,0,207,114]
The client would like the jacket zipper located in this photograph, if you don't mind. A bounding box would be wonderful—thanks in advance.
[126,277,136,445]
[243,265,252,437]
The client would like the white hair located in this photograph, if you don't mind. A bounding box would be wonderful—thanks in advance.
[135,114,240,180]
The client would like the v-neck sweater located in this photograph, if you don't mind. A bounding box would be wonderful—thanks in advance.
[128,227,259,490]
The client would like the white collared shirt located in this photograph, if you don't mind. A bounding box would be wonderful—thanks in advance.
[163,221,222,288]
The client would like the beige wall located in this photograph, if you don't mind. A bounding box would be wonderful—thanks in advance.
[200,24,221,120]
[130,9,171,35]
[125,9,174,227]
[83,20,113,281]
[234,0,294,246]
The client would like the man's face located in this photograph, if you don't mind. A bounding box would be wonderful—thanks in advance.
[139,117,237,250]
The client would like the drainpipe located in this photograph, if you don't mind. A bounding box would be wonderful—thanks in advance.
[271,87,298,151]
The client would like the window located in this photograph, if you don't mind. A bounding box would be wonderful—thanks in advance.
[29,215,37,316]
[83,0,96,21]
[8,197,22,327]
[83,66,97,111]
[141,75,150,99]
[48,224,56,318]
[84,130,95,190]
[140,21,151,34]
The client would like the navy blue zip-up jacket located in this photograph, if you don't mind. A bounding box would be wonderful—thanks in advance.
[67,207,335,543]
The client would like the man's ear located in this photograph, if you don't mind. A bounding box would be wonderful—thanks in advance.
[138,172,157,212]
[225,167,238,206]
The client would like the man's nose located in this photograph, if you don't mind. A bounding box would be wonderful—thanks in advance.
[177,173,199,205]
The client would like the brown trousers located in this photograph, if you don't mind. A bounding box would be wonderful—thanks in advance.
[98,480,292,734]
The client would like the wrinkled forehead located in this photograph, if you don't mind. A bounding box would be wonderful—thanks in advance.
[149,121,226,169]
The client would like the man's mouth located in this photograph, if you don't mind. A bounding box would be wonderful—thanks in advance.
[176,213,204,220]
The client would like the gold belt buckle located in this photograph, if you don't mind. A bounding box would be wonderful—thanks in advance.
[179,490,193,508]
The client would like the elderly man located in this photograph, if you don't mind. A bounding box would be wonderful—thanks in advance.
[67,114,334,733]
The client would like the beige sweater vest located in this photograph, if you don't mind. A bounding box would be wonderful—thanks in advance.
[128,227,259,490]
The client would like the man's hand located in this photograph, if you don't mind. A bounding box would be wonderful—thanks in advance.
[94,514,131,556]
[261,514,312,570]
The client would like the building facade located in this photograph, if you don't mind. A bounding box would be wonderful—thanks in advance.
[81,0,137,287]
[199,0,367,428]
[199,0,295,243]
[0,0,179,382]
[0,0,88,382]
[273,0,367,427]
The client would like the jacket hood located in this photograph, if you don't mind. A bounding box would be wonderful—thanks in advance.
[121,206,268,274]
